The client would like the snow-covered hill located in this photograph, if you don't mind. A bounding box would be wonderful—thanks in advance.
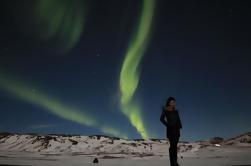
[223,132,251,146]
[0,131,250,158]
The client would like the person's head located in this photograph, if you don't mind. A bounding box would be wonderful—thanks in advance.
[165,96,176,109]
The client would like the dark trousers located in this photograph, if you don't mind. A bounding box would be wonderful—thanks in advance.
[168,134,180,166]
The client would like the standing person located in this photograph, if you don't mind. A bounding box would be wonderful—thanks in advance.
[160,97,182,166]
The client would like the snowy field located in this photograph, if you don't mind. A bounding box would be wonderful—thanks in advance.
[0,147,251,166]
[0,132,250,166]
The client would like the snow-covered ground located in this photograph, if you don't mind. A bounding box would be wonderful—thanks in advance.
[0,132,250,166]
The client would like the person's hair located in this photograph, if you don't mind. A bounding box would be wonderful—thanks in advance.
[165,96,176,107]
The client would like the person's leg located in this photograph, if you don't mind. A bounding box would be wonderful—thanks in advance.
[168,136,176,166]
[173,135,180,165]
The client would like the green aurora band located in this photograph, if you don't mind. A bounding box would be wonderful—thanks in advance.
[0,75,128,139]
[119,0,155,139]
[37,0,88,52]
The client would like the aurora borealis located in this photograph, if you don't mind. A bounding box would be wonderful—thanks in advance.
[1,0,251,142]
[0,74,128,139]
[119,0,155,139]
[36,0,88,53]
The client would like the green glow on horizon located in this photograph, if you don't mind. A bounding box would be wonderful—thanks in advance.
[0,75,128,139]
[119,0,155,139]
[101,125,128,139]
[37,0,88,52]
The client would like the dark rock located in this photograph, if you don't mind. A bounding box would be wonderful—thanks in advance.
[210,137,224,144]
[149,138,161,142]
[93,157,99,163]
[130,142,137,147]
[0,132,13,139]
[132,138,144,141]
[102,155,125,159]
[89,134,121,140]
[31,135,55,149]
[142,142,148,145]
[69,138,78,145]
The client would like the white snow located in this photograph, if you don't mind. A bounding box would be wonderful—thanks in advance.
[0,132,250,166]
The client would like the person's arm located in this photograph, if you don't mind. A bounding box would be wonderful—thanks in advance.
[160,109,168,127]
[177,110,182,129]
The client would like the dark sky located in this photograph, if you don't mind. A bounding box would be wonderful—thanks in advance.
[0,0,251,142]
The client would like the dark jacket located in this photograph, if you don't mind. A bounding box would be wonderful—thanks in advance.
[160,107,182,137]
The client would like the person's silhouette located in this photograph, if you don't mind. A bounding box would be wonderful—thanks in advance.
[160,97,182,166]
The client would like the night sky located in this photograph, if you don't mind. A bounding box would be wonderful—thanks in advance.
[0,0,251,142]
